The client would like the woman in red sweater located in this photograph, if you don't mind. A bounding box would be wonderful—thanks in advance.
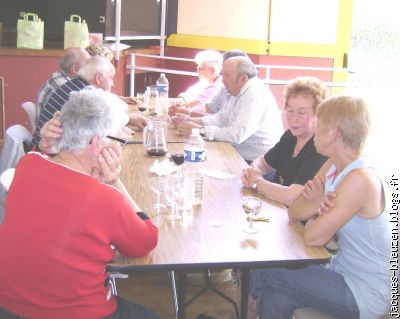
[0,89,159,319]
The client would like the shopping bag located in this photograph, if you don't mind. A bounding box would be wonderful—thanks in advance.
[64,14,89,49]
[17,13,44,49]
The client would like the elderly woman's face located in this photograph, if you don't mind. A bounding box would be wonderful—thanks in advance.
[285,94,316,139]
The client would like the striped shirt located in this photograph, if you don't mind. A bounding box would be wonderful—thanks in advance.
[35,71,71,122]
[32,77,89,147]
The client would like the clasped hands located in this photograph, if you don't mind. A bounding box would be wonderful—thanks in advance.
[241,167,263,189]
[302,176,337,215]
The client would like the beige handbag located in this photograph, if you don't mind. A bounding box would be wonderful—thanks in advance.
[64,14,89,49]
[17,13,44,49]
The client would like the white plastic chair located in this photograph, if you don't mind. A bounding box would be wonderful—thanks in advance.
[21,101,37,134]
[0,125,32,223]
[0,168,15,191]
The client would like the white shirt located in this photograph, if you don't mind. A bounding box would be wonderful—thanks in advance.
[201,77,283,161]
[207,87,231,114]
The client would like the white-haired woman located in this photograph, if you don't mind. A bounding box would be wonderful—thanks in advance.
[174,49,223,113]
[248,95,391,319]
[0,89,159,319]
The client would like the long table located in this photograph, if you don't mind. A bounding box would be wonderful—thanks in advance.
[108,140,331,318]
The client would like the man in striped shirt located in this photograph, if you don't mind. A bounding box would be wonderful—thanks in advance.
[32,56,148,152]
[32,56,114,148]
[35,47,90,122]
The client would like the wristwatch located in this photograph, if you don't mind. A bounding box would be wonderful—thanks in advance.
[199,127,206,137]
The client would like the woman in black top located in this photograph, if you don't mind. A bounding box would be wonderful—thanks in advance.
[242,76,329,206]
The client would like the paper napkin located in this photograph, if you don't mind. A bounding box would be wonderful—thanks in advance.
[149,159,178,176]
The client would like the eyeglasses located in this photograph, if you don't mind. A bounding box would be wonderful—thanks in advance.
[106,135,128,149]
[284,107,313,118]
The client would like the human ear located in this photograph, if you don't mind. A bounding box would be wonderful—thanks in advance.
[90,135,102,156]
[329,126,340,141]
[94,72,103,87]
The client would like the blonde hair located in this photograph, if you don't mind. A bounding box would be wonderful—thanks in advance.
[283,76,330,112]
[85,44,114,61]
[317,95,371,152]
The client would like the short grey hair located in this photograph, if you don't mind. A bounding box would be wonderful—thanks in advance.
[77,56,115,83]
[58,89,129,151]
[60,47,88,75]
[234,56,258,79]
[222,49,248,62]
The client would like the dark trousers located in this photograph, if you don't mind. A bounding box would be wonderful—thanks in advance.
[105,296,160,319]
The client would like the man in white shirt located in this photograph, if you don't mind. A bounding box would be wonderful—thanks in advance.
[175,56,283,162]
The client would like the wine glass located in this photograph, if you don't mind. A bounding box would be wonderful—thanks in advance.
[151,176,166,213]
[164,175,182,219]
[242,197,262,234]
[136,93,146,113]
[169,151,185,175]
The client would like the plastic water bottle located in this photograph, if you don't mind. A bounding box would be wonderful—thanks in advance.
[184,128,206,206]
[156,73,169,116]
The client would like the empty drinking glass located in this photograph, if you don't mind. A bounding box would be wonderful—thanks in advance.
[151,176,166,213]
[242,197,262,234]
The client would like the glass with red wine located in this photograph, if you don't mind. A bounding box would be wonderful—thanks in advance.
[168,151,185,176]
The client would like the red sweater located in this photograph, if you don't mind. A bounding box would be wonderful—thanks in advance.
[0,153,158,319]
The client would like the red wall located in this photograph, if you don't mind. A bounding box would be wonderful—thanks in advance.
[0,54,59,135]
[0,50,127,139]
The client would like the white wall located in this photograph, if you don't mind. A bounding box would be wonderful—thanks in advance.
[177,0,339,45]
[270,0,339,44]
[177,0,270,40]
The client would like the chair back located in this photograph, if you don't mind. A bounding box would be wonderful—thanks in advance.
[0,168,15,192]
[0,125,32,223]
[21,101,37,133]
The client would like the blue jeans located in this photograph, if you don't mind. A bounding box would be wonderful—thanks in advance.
[105,296,160,319]
[250,264,359,319]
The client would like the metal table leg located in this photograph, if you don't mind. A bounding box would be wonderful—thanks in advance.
[177,270,187,319]
[240,269,250,319]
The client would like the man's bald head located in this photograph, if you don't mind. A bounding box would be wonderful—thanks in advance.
[60,47,91,78]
